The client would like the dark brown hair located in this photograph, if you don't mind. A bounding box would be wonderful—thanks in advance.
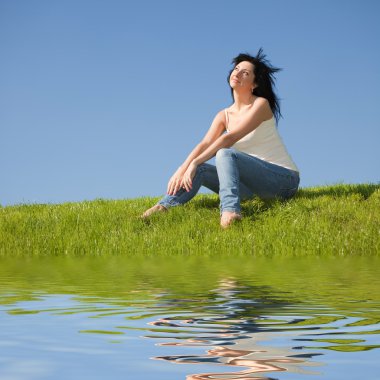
[228,47,283,125]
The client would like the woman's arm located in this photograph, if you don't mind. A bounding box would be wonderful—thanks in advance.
[182,98,271,191]
[166,110,226,195]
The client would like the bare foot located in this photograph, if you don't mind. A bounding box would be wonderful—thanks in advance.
[141,204,167,219]
[220,211,242,229]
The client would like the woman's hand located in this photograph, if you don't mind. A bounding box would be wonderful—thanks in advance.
[167,168,185,195]
[182,161,198,192]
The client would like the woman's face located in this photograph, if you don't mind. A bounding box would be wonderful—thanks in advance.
[229,61,256,91]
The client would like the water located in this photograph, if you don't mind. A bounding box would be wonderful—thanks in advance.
[0,257,379,380]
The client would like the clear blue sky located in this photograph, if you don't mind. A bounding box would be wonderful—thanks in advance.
[1,0,379,206]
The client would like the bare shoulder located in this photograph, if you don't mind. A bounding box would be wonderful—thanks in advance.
[254,97,273,119]
[254,96,270,108]
[216,108,227,118]
[214,108,228,125]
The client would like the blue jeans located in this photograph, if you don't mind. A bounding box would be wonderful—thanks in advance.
[157,148,300,215]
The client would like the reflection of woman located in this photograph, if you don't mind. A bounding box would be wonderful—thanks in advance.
[150,279,319,379]
[185,344,308,380]
[142,47,300,228]
[155,331,315,380]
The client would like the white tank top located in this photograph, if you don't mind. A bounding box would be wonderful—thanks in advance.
[224,108,299,173]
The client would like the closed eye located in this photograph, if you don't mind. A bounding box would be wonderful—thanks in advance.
[234,67,249,75]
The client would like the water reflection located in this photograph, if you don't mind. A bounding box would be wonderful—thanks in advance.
[0,257,379,379]
[147,279,321,379]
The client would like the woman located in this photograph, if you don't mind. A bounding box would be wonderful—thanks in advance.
[142,47,300,228]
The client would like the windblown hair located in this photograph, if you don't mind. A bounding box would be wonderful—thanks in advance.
[228,47,283,125]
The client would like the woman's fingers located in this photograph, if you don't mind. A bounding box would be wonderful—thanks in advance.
[167,178,182,195]
[183,176,192,192]
[167,179,175,195]
[173,182,180,194]
[167,180,173,195]
[167,172,192,195]
[181,176,187,192]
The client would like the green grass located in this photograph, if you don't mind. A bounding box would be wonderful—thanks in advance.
[1,183,379,256]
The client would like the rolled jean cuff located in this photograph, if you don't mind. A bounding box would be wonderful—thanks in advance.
[220,207,241,216]
[157,200,173,209]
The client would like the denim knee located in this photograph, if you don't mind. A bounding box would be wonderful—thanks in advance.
[215,148,237,163]
[157,162,209,209]
[197,162,208,172]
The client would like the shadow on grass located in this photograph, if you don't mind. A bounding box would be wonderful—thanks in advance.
[296,183,380,200]
[190,194,282,220]
[190,183,380,219]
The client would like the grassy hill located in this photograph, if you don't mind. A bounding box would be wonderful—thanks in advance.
[1,183,379,256]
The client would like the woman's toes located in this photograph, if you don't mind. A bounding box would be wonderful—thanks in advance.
[220,212,242,228]
[141,205,167,219]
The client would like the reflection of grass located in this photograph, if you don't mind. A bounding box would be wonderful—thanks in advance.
[0,182,379,255]
[0,257,379,311]
[305,344,380,352]
[79,330,124,335]
[8,309,41,315]
[1,256,380,354]
[276,315,345,326]
[313,339,365,344]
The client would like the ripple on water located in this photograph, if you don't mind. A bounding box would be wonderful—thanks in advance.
[0,257,379,379]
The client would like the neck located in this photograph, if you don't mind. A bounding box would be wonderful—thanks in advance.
[232,90,256,111]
